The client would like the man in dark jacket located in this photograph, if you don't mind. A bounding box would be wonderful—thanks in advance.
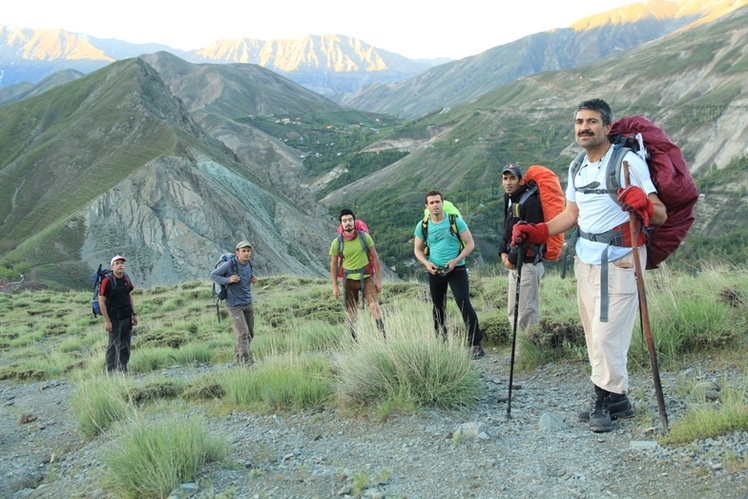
[499,164,545,331]
[99,255,138,372]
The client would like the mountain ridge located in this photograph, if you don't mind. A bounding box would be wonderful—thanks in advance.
[0,57,339,288]
[342,0,748,118]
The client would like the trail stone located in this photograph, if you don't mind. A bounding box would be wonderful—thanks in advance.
[539,413,568,431]
[630,441,660,450]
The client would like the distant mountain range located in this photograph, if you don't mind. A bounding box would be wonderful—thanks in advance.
[2,0,748,288]
[0,55,355,288]
[0,26,433,96]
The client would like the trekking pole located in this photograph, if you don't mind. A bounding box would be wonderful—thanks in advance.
[505,224,526,419]
[624,161,669,433]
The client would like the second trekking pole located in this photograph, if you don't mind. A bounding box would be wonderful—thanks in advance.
[505,225,526,419]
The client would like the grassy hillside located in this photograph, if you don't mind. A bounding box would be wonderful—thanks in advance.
[0,60,189,244]
[1,265,746,442]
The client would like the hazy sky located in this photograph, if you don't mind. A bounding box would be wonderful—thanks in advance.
[2,0,636,60]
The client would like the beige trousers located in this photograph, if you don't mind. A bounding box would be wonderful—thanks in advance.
[507,262,544,331]
[574,247,645,394]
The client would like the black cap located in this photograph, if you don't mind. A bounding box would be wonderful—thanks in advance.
[502,164,522,177]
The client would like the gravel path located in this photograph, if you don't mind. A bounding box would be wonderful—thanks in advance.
[2,348,747,498]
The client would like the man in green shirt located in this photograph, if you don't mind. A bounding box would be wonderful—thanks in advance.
[330,209,385,339]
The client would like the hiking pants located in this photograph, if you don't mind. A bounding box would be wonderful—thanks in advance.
[106,318,132,372]
[575,247,645,394]
[428,266,482,346]
[228,303,255,364]
[344,276,379,318]
[507,262,544,331]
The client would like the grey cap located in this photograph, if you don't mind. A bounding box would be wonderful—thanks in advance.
[502,164,523,177]
[235,240,252,250]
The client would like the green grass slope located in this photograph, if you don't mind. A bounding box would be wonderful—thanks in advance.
[0,59,198,243]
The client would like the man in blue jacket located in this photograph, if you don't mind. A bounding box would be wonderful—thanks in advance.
[211,241,258,365]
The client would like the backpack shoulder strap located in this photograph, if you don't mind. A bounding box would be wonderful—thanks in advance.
[606,144,632,203]
[421,213,430,241]
[518,181,539,206]
[448,214,465,250]
[569,150,587,191]
[337,233,345,258]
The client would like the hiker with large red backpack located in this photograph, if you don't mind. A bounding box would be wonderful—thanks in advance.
[500,163,548,332]
[330,209,385,340]
[512,98,694,434]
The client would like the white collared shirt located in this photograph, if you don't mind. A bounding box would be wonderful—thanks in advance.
[566,148,656,265]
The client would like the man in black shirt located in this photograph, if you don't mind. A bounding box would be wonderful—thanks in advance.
[98,255,138,372]
[499,164,545,332]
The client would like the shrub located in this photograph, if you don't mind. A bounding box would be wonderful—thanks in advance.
[70,374,133,438]
[104,414,227,498]
[337,305,483,414]
[480,313,511,345]
[525,316,585,350]
[221,354,334,412]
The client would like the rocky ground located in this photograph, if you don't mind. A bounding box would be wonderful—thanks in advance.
[1,348,747,499]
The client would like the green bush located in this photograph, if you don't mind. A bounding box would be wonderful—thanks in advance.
[337,305,483,414]
[104,414,227,499]
[70,374,133,438]
[221,354,334,412]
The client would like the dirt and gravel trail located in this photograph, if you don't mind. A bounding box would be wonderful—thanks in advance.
[2,349,747,498]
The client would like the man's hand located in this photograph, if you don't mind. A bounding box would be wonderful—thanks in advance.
[229,274,240,283]
[332,283,340,299]
[511,222,549,246]
[617,186,654,226]
[500,253,516,270]
[104,320,112,333]
[424,262,439,275]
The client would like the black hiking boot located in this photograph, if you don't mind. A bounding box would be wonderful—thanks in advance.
[578,392,634,422]
[470,344,485,359]
[589,385,613,433]
[376,319,386,339]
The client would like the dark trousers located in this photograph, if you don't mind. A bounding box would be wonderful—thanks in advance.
[428,266,482,346]
[106,318,132,372]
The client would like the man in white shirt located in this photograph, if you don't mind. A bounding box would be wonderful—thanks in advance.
[513,99,667,432]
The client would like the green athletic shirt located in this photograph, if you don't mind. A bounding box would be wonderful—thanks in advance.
[329,232,374,280]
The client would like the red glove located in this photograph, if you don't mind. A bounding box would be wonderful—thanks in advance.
[617,186,654,226]
[511,222,549,246]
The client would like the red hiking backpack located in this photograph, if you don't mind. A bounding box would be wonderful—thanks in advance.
[521,165,566,261]
[571,116,698,269]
